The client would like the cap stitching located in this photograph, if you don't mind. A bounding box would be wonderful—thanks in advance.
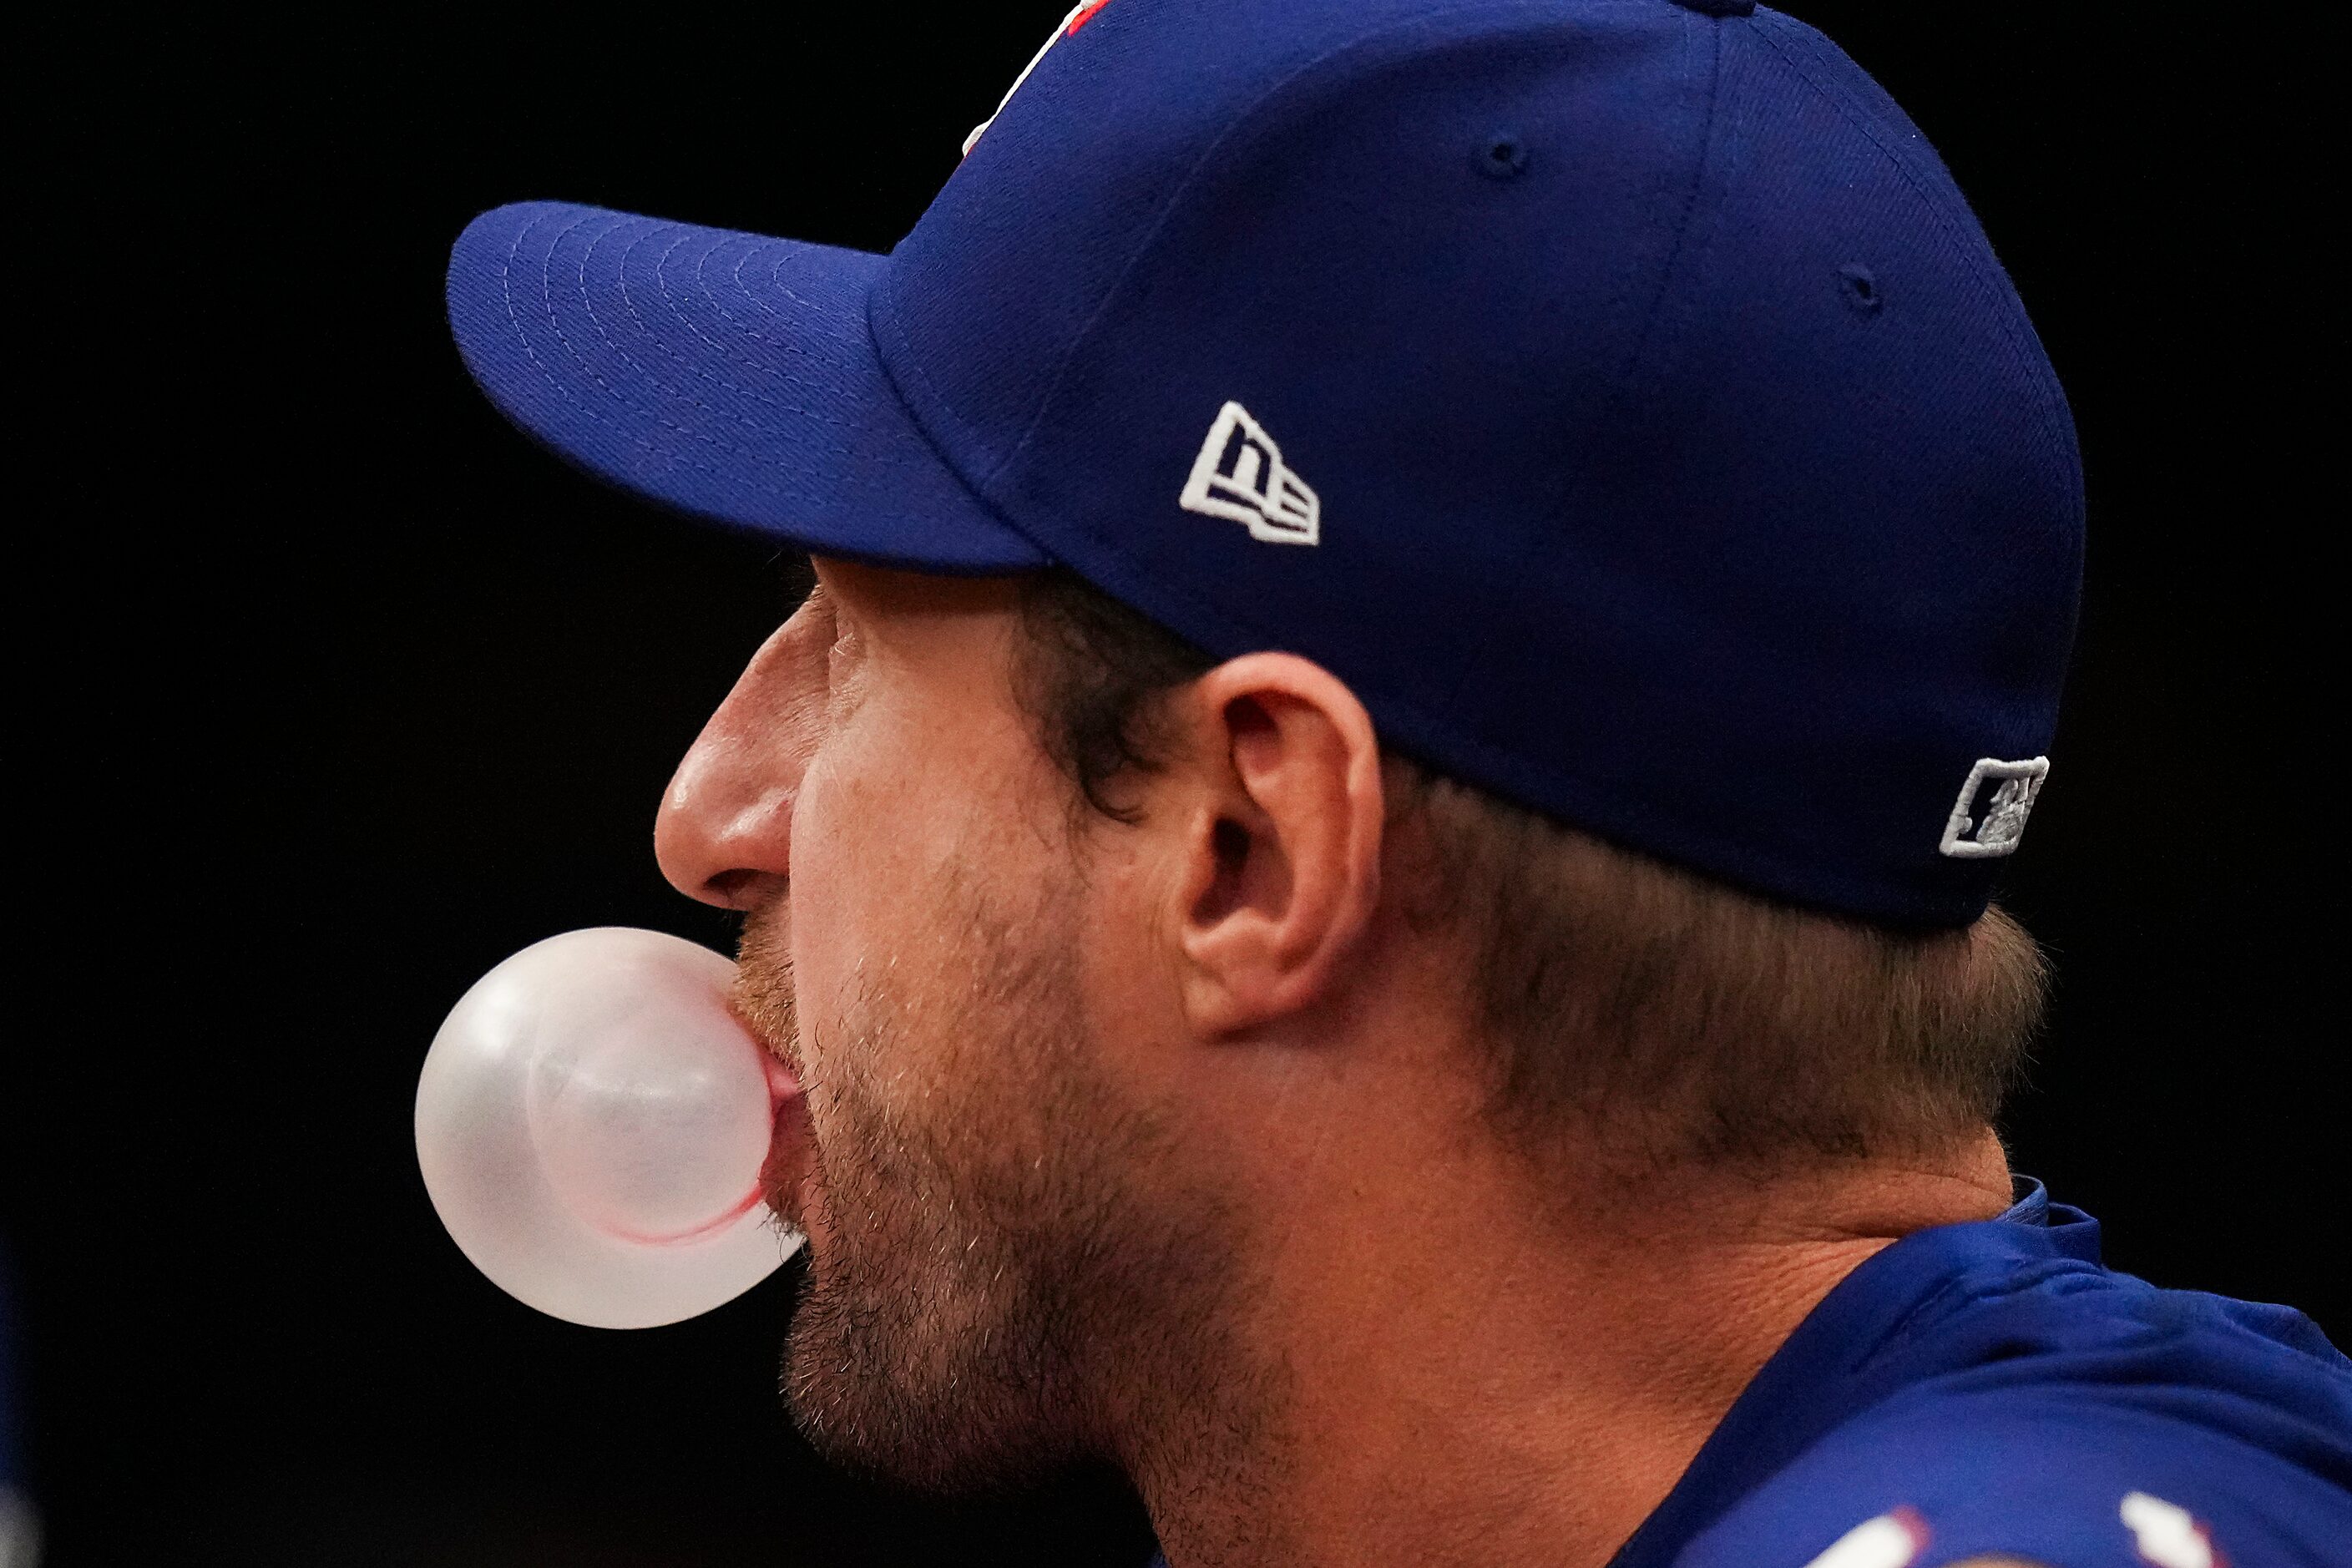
[484,210,928,506]
[600,223,931,455]
[491,210,929,486]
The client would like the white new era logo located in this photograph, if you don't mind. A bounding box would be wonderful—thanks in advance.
[1939,756,2050,859]
[1181,402,1320,545]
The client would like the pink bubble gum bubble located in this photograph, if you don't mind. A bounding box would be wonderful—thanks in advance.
[415,928,803,1328]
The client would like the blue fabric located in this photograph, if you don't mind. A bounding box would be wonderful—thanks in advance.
[1136,1186,2351,1567]
[1611,1182,2352,1566]
[446,207,1044,572]
[447,0,2085,928]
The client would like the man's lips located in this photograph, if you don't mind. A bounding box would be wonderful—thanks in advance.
[759,1053,815,1230]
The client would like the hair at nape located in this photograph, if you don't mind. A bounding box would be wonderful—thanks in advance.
[1013,569,2046,1176]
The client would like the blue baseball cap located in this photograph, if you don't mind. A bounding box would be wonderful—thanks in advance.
[447,0,2082,929]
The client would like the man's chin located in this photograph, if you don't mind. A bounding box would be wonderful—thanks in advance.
[779,1274,1077,1495]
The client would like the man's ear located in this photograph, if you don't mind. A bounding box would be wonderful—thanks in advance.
[1164,653,1386,1037]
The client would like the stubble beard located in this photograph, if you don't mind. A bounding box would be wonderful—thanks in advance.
[732,869,1265,1498]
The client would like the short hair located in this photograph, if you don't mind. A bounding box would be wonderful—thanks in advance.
[1013,569,2046,1171]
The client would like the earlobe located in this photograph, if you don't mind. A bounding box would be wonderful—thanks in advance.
[1173,655,1385,1038]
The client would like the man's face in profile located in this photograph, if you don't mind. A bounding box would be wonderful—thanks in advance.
[691,560,1243,1492]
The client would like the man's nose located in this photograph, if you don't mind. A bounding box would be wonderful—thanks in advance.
[655,617,823,911]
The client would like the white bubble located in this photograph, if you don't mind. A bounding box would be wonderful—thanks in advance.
[415,928,802,1328]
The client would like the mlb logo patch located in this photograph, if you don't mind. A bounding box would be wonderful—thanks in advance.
[1939,756,2050,859]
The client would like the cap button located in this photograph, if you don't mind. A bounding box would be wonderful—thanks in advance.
[1669,0,1756,16]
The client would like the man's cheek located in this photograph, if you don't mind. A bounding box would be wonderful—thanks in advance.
[787,753,881,1039]
[796,731,960,1001]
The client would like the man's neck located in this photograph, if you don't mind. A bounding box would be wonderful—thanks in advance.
[1124,1133,2015,1568]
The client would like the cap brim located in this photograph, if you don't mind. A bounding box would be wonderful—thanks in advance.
[446,201,1049,574]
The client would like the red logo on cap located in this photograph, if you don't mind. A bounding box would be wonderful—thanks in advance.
[963,2,1116,157]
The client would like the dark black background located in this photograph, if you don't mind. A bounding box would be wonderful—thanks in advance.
[11,5,2335,1565]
